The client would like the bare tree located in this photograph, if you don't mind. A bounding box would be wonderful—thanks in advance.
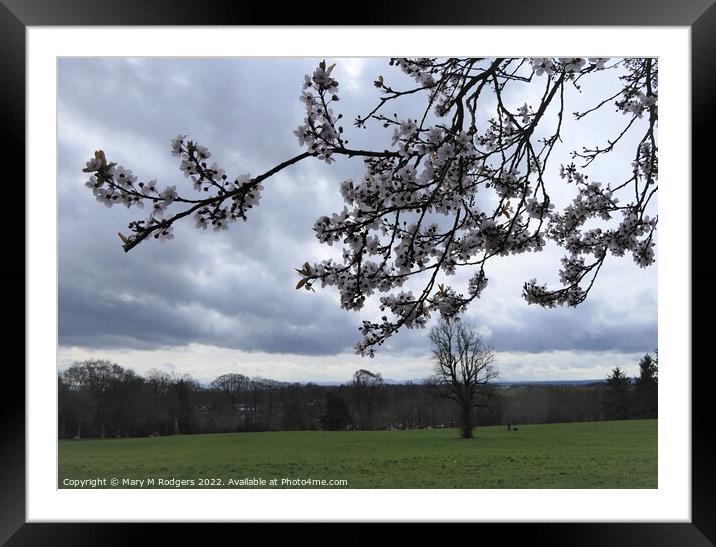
[210,373,250,405]
[428,319,498,438]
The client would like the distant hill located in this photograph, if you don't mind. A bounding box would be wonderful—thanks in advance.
[494,379,606,387]
[310,378,607,387]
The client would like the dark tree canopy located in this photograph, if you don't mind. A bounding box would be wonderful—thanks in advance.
[634,352,658,418]
[320,391,353,431]
[601,366,633,420]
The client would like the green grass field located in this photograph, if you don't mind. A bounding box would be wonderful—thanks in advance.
[58,419,657,489]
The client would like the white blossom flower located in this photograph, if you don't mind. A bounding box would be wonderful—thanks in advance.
[151,201,166,218]
[82,157,104,173]
[84,175,100,190]
[208,163,226,182]
[311,61,337,90]
[141,178,157,195]
[517,103,531,124]
[170,134,186,156]
[160,185,178,204]
[194,143,211,160]
[531,58,555,76]
[588,58,608,69]
[113,165,137,188]
[95,188,115,208]
[559,58,586,73]
[194,212,208,229]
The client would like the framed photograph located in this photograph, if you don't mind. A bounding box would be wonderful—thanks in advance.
[6,0,714,544]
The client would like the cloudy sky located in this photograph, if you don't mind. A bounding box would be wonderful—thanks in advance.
[57,58,657,384]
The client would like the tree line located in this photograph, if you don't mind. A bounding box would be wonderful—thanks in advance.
[58,353,657,439]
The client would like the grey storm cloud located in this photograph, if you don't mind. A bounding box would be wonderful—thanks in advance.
[58,57,657,358]
[483,301,657,354]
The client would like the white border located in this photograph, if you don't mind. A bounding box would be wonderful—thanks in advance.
[27,27,690,522]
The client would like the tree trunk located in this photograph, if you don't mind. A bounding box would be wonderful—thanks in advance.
[100,419,106,439]
[460,406,473,439]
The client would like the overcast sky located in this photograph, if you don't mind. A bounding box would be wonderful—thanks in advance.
[57,58,657,384]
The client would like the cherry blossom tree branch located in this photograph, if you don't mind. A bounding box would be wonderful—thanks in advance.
[81,57,658,357]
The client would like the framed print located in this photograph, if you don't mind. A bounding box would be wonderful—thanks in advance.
[5,0,715,544]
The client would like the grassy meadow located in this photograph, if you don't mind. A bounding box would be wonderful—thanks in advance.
[58,419,657,489]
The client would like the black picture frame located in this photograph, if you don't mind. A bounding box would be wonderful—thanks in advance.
[4,1,714,545]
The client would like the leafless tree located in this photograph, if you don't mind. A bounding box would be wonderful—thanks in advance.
[210,373,250,405]
[428,318,498,438]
